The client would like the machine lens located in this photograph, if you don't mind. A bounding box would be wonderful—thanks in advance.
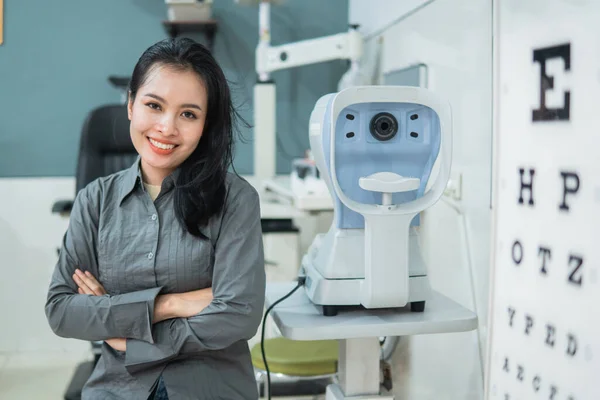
[369,112,398,141]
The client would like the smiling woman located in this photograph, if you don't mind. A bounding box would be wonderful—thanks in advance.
[45,38,266,400]
[126,38,243,237]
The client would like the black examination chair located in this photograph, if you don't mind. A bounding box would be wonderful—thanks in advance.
[51,103,137,400]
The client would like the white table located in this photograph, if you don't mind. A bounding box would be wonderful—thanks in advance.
[265,283,478,399]
[244,174,333,215]
[242,175,306,219]
[262,175,333,212]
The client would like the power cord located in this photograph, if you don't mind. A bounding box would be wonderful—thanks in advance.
[260,277,306,400]
[440,195,485,382]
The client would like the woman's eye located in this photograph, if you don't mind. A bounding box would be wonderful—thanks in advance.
[146,102,161,110]
[182,111,197,120]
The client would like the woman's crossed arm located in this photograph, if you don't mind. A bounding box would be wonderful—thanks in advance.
[73,269,213,351]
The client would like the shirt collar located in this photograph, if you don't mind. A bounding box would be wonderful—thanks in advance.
[118,157,144,205]
[118,157,181,206]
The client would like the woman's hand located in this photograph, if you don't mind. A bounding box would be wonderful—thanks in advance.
[73,269,106,296]
[105,338,126,352]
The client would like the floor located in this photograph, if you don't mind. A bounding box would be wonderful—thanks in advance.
[0,351,91,400]
[0,331,483,400]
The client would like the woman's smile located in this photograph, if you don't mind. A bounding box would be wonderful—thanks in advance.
[147,136,178,155]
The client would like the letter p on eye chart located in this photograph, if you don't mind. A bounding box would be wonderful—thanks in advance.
[488,2,600,400]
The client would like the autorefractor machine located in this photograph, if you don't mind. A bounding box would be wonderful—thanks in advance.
[301,85,452,316]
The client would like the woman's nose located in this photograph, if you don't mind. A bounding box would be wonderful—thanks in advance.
[156,114,178,136]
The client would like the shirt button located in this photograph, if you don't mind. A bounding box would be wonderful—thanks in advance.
[151,214,157,221]
[148,252,154,260]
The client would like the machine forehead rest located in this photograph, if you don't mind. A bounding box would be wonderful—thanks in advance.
[358,172,420,193]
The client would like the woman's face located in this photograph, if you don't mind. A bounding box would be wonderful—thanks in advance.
[128,64,208,184]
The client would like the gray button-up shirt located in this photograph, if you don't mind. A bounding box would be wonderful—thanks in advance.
[45,159,266,399]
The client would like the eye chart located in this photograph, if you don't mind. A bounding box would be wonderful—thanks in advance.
[486,1,600,400]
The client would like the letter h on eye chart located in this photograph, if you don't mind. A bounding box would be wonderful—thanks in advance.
[487,1,600,400]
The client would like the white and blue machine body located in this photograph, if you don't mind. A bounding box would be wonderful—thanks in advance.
[302,86,452,315]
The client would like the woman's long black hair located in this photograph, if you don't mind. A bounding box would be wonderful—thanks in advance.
[129,38,245,238]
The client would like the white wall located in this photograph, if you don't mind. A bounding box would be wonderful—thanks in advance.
[349,0,430,37]
[350,0,493,397]
[0,178,90,358]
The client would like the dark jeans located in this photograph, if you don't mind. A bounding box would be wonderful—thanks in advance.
[152,376,169,400]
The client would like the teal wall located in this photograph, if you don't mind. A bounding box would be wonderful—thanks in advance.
[0,0,349,177]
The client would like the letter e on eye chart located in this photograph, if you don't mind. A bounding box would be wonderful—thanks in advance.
[487,2,600,400]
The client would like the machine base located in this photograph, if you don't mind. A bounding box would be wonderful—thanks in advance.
[303,261,432,316]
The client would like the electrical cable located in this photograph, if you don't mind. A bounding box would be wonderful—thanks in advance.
[440,195,485,384]
[260,277,306,400]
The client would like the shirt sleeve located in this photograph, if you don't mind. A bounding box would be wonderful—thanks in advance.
[45,183,162,344]
[124,183,266,374]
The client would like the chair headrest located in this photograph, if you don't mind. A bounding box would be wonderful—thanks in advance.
[80,104,134,154]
